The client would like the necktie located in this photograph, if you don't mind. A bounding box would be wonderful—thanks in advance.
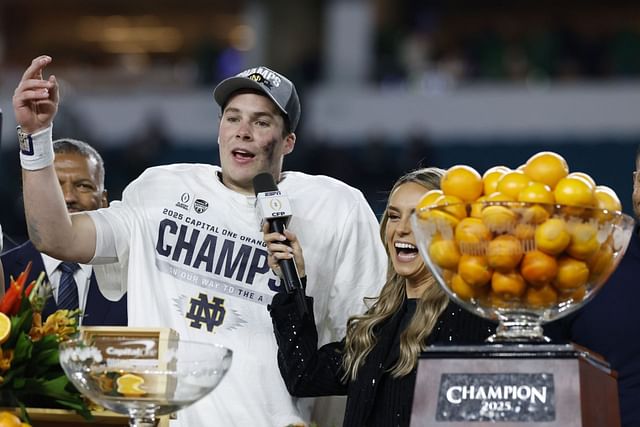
[58,262,80,311]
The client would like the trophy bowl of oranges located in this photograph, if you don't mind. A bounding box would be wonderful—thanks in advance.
[411,152,634,342]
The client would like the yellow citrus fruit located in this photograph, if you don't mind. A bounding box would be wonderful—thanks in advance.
[0,313,11,345]
[458,255,493,287]
[587,243,614,280]
[520,250,558,287]
[0,412,24,427]
[481,206,517,233]
[497,171,532,200]
[485,191,516,203]
[480,194,517,232]
[441,165,484,202]
[428,236,461,270]
[486,234,524,272]
[567,172,596,189]
[416,189,444,219]
[517,182,555,205]
[491,270,526,299]
[553,256,590,291]
[566,222,600,260]
[523,151,569,189]
[482,166,510,196]
[433,195,468,221]
[525,284,558,308]
[455,217,492,249]
[514,223,536,241]
[594,185,622,222]
[554,176,596,208]
[450,274,483,300]
[469,196,487,219]
[535,218,571,255]
[116,373,146,397]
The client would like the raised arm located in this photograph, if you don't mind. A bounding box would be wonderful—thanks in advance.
[13,56,97,262]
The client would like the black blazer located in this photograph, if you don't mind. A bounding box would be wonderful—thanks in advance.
[1,241,127,326]
[270,292,495,427]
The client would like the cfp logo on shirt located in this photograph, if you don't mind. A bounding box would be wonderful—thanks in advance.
[175,192,191,210]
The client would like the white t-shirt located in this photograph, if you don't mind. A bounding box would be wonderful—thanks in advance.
[87,164,387,427]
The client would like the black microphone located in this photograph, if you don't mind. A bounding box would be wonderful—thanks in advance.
[253,172,308,317]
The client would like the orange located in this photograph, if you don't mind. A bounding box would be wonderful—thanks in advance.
[554,176,596,208]
[593,185,621,211]
[594,185,622,222]
[587,243,614,281]
[433,195,468,221]
[428,236,461,270]
[514,223,536,241]
[566,221,600,260]
[450,274,485,300]
[497,171,532,200]
[416,189,444,219]
[491,270,526,299]
[558,286,587,304]
[525,284,558,308]
[484,191,516,203]
[481,195,517,233]
[567,172,596,189]
[0,412,25,427]
[523,151,569,189]
[518,182,555,225]
[522,204,551,225]
[520,250,558,287]
[486,234,523,272]
[116,373,146,397]
[470,196,487,219]
[455,217,492,251]
[482,166,510,196]
[553,256,590,290]
[441,165,484,202]
[0,313,10,345]
[424,207,462,229]
[535,218,571,255]
[517,182,555,205]
[458,255,493,287]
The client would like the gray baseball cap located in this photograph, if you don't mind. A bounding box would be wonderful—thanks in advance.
[213,66,301,132]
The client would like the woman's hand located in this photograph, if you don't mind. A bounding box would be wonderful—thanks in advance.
[262,223,306,278]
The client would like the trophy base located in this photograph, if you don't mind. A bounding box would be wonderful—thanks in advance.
[411,343,620,427]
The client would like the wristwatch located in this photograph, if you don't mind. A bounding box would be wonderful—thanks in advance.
[16,126,34,155]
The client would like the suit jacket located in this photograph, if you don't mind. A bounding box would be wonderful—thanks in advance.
[1,241,127,326]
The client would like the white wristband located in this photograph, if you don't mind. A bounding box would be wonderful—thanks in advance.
[19,124,54,170]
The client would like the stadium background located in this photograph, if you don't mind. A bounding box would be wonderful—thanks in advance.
[0,0,638,248]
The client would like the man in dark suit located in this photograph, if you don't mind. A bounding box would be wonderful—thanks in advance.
[1,138,126,326]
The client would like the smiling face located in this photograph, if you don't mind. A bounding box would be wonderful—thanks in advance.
[54,152,108,213]
[217,92,296,195]
[384,181,430,297]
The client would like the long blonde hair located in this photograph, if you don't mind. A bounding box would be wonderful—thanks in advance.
[342,167,450,380]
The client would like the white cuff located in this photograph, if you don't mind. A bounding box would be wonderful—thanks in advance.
[19,124,54,170]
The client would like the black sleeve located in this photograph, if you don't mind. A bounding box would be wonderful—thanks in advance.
[268,286,349,397]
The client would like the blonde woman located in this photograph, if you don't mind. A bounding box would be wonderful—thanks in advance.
[266,167,495,427]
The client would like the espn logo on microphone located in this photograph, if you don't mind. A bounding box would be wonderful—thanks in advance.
[256,190,292,226]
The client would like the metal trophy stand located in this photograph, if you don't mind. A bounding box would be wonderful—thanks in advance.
[410,343,620,427]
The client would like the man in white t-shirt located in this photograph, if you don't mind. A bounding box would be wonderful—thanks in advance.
[13,55,387,426]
